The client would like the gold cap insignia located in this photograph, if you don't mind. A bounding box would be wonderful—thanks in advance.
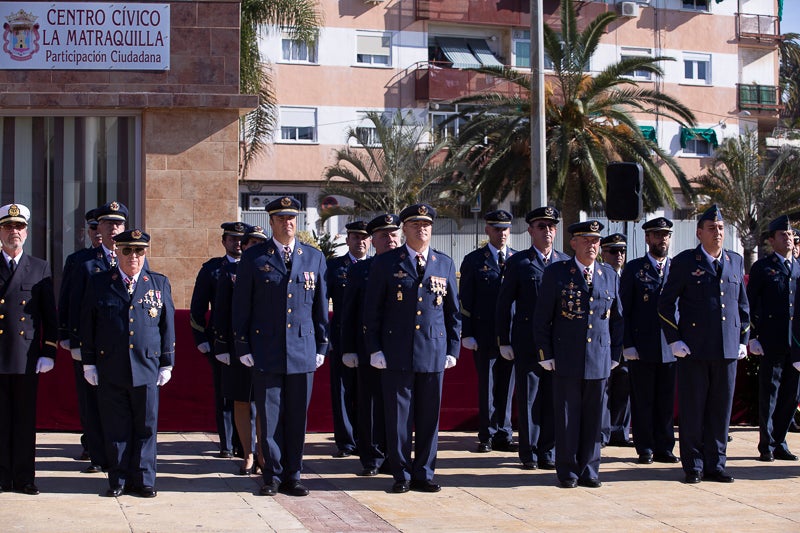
[590,221,599,231]
[385,215,394,224]
[658,219,667,227]
[281,197,292,207]
[613,234,622,242]
[8,205,19,217]
[132,230,143,239]
[544,207,554,217]
[253,225,263,232]
[418,205,428,215]
[110,201,120,211]
[234,222,244,232]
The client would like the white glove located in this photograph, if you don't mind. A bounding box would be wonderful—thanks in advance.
[59,339,70,350]
[611,360,620,370]
[197,342,211,354]
[315,354,325,368]
[35,357,54,374]
[737,344,747,360]
[370,351,387,369]
[157,366,172,386]
[748,339,764,356]
[445,355,457,369]
[239,354,255,367]
[670,341,691,358]
[499,345,515,361]
[539,359,555,371]
[794,362,800,372]
[622,347,640,361]
[342,353,359,368]
[215,353,230,365]
[70,347,82,361]
[83,365,99,386]
[461,337,478,351]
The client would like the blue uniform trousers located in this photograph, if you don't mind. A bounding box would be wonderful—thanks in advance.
[71,359,90,454]
[473,346,514,445]
[602,363,631,444]
[207,355,235,453]
[329,348,358,453]
[758,355,800,455]
[553,375,605,482]
[628,359,676,456]
[0,374,38,488]
[514,354,554,464]
[357,364,386,470]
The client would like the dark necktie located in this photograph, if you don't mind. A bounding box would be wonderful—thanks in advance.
[283,245,292,268]
[583,266,592,286]
[785,259,791,274]
[543,255,549,266]
[416,253,426,278]
[8,258,15,273]
[713,259,722,279]
[497,250,505,272]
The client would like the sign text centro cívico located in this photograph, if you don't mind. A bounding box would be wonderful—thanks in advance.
[0,3,170,70]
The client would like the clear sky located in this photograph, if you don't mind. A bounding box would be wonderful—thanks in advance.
[782,7,800,36]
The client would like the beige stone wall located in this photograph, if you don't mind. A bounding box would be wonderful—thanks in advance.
[143,109,241,309]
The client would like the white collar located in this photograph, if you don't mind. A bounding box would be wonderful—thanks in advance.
[225,254,239,263]
[406,243,429,259]
[119,267,141,284]
[1,249,22,264]
[273,238,295,252]
[574,257,594,273]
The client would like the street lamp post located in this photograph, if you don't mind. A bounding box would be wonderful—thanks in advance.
[530,0,547,209]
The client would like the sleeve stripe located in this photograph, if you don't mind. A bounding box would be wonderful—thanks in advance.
[658,312,678,331]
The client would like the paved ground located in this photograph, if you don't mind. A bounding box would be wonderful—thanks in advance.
[2,427,800,532]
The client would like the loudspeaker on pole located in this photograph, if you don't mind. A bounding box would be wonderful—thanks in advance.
[606,162,643,222]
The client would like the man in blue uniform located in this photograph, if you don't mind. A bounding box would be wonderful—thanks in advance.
[364,204,461,493]
[81,229,176,498]
[232,196,328,497]
[747,215,800,462]
[341,213,401,477]
[496,206,569,470]
[0,203,58,496]
[460,209,517,454]
[534,220,623,488]
[599,233,632,448]
[326,220,371,458]
[620,217,679,465]
[190,222,246,459]
[658,205,750,484]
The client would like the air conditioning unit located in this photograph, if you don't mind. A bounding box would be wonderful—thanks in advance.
[620,2,639,18]
[364,0,385,4]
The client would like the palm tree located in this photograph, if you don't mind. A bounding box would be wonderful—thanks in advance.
[779,33,800,126]
[318,111,467,222]
[448,0,696,236]
[692,129,800,271]
[239,0,322,177]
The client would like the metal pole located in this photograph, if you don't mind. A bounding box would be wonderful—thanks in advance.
[530,0,547,209]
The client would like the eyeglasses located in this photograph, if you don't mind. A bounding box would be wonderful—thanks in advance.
[606,249,626,255]
[0,222,26,231]
[121,247,146,256]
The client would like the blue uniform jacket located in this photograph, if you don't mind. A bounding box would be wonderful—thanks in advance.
[231,240,329,374]
[212,261,237,354]
[534,259,624,379]
[67,247,114,347]
[363,247,461,372]
[340,257,372,363]
[80,268,176,387]
[658,245,750,359]
[189,256,227,347]
[619,256,675,363]
[326,254,359,351]
[747,253,799,358]
[58,246,97,342]
[496,247,570,348]
[459,245,517,348]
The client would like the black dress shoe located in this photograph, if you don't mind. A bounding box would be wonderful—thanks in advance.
[727,435,733,442]
[653,451,680,464]
[476,442,492,453]
[20,483,40,495]
[538,460,556,470]
[638,453,654,464]
[492,441,519,452]
[333,449,354,458]
[410,480,441,493]
[773,449,799,461]
[139,486,157,498]
[237,464,253,475]
[609,439,635,447]
[359,467,379,477]
[279,480,309,496]
[392,480,410,493]
[560,479,578,489]
[218,450,233,459]
[578,478,602,488]
[684,472,702,484]
[76,450,91,461]
[758,451,775,462]
[106,486,124,497]
[521,461,537,470]
[260,481,279,496]
[705,470,734,483]
[82,464,104,474]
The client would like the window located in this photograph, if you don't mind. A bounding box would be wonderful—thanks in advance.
[356,33,391,66]
[680,127,718,157]
[354,126,380,147]
[429,105,474,142]
[682,0,709,11]
[542,35,588,72]
[281,34,317,63]
[621,48,653,81]
[279,107,317,142]
[683,52,711,84]
[512,30,530,68]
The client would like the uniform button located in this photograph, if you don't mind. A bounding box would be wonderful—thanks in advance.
[589,311,593,315]
[287,324,292,328]
[589,297,594,302]
[587,338,592,343]
[721,304,725,309]
[0,330,3,335]
[19,317,24,321]
[720,292,724,296]
[416,310,422,315]
[255,329,260,334]
[287,309,292,313]
[419,283,423,288]
[0,315,4,319]
[692,322,696,327]
[129,344,134,349]
[418,297,423,302]
[129,318,134,322]
[0,299,4,304]
[415,324,420,330]
[100,350,104,355]
[722,317,726,321]
[129,331,134,336]
[588,324,593,329]
[21,300,26,305]
[288,294,293,298]
[19,330,24,335]
[130,306,134,310]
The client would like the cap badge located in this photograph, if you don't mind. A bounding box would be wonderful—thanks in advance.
[8,205,19,217]
[132,230,143,239]
[544,207,554,217]
[281,197,292,207]
[658,219,667,227]
[418,205,428,216]
[590,221,599,231]
[613,234,621,242]
[110,201,120,211]
[253,225,263,232]
[384,215,394,224]
[234,222,244,232]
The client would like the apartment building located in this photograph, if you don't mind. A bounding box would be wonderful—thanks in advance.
[243,0,782,237]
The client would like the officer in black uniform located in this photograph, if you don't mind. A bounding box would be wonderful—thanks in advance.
[0,203,58,496]
[326,220,371,458]
[658,205,750,484]
[190,222,245,458]
[460,209,517,453]
[747,215,800,462]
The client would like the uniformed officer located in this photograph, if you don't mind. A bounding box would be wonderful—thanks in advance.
[794,229,800,259]
[658,205,750,484]
[232,196,329,497]
[81,229,175,498]
[213,224,268,475]
[326,220,371,458]
[190,222,246,458]
[496,206,569,470]
[0,203,58,496]
[620,217,679,465]
[58,207,101,462]
[747,215,800,462]
[363,204,461,493]
[534,220,623,488]
[67,200,130,474]
[341,213,401,477]
[599,233,632,448]
[460,209,517,454]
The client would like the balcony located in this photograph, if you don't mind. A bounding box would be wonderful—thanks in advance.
[736,12,781,45]
[737,84,781,112]
[415,62,528,102]
[414,0,607,28]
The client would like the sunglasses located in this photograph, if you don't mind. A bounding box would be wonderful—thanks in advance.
[606,249,625,255]
[121,247,147,256]
[0,222,26,230]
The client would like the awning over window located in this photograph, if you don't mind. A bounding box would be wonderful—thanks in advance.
[437,37,482,69]
[639,126,657,142]
[680,127,719,149]
[467,39,504,67]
